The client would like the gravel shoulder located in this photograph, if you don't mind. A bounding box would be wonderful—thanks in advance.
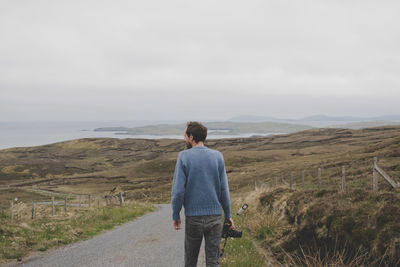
[9,204,206,267]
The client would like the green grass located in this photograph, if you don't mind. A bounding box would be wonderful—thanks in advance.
[220,232,266,267]
[257,225,275,240]
[219,211,268,267]
[0,203,154,261]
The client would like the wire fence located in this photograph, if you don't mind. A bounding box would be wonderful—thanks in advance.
[2,157,398,223]
[251,157,400,194]
[2,190,126,223]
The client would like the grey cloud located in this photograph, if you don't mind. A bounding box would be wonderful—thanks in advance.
[1,0,400,121]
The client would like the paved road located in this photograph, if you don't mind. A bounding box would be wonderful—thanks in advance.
[13,204,206,267]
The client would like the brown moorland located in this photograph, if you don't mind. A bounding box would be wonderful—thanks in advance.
[1,126,400,265]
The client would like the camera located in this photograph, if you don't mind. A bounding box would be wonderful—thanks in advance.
[219,204,248,258]
[221,222,242,238]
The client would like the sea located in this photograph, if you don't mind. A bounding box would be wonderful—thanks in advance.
[0,121,279,150]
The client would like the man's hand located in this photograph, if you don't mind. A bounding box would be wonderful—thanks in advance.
[173,219,181,230]
[224,217,235,230]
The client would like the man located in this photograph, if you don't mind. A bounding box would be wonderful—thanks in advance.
[171,121,234,267]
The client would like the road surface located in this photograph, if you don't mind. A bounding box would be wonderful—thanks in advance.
[13,204,207,267]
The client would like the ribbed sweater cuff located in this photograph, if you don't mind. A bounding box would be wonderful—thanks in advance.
[224,210,232,219]
[173,212,180,221]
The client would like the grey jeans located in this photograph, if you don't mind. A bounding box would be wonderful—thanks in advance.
[185,215,222,267]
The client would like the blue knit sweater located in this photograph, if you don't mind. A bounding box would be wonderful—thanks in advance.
[171,146,231,221]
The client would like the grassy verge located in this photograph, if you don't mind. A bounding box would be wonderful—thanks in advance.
[0,203,154,261]
[231,186,400,266]
[219,207,269,267]
[219,230,267,267]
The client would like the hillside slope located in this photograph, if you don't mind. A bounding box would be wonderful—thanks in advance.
[1,126,400,197]
[1,126,400,265]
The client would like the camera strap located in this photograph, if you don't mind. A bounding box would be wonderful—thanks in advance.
[219,237,228,258]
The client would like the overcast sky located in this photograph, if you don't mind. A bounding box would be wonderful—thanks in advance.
[1,0,400,121]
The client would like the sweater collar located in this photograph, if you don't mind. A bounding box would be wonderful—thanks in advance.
[192,145,207,149]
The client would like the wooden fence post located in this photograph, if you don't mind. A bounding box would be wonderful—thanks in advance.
[254,180,257,191]
[79,195,82,207]
[51,196,55,216]
[32,200,35,219]
[302,170,305,186]
[64,197,67,212]
[88,195,91,208]
[10,200,14,223]
[341,166,346,192]
[373,157,378,192]
[119,192,124,206]
[318,168,321,189]
[290,175,293,189]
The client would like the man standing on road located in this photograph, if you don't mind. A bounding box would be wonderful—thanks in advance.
[171,121,234,267]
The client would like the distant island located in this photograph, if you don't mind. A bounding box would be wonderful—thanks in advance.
[94,121,313,136]
[228,114,400,128]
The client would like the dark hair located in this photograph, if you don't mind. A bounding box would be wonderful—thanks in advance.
[186,121,207,143]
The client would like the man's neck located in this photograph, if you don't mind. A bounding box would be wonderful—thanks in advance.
[192,141,204,148]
